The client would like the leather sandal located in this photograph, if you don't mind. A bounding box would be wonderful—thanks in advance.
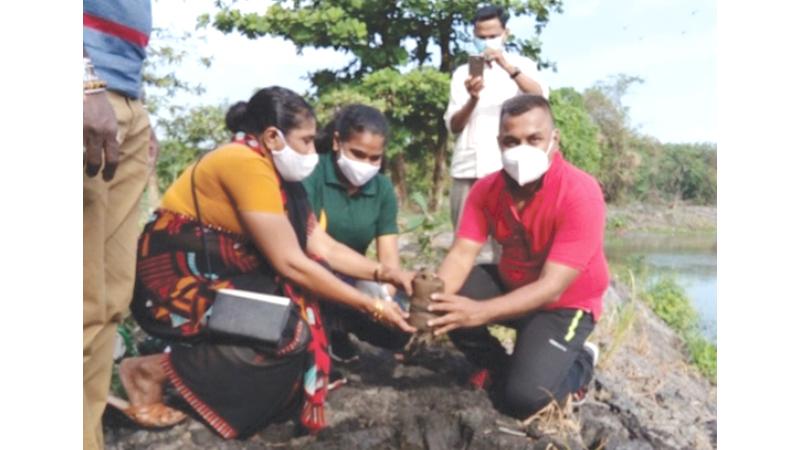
[107,395,187,429]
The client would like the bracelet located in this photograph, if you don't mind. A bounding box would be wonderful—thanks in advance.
[84,56,108,93]
[84,79,108,92]
[373,263,383,282]
[509,67,522,79]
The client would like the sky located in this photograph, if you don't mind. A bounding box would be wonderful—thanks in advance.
[151,0,716,144]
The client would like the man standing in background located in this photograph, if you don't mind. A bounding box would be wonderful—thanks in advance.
[83,1,154,448]
[444,5,549,245]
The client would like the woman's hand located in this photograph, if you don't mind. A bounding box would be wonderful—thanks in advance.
[427,293,491,336]
[379,266,415,296]
[381,283,397,298]
[370,298,417,333]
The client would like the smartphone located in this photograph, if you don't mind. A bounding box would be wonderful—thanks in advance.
[468,55,484,78]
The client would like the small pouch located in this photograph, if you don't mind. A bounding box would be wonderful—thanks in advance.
[207,288,292,345]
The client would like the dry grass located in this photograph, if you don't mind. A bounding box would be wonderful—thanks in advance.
[521,396,581,439]
[596,269,640,369]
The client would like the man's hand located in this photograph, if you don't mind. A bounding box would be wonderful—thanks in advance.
[464,75,484,99]
[148,128,160,172]
[427,293,491,336]
[483,48,512,72]
[84,92,120,181]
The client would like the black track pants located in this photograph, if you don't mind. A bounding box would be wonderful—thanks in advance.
[448,264,596,417]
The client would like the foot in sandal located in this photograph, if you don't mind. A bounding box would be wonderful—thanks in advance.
[109,353,186,428]
[107,395,187,429]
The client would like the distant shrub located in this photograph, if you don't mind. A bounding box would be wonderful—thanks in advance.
[644,276,716,382]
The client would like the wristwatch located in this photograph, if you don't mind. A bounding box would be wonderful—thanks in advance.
[509,67,522,79]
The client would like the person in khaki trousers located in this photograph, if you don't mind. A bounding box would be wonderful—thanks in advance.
[84,1,153,447]
[83,90,152,449]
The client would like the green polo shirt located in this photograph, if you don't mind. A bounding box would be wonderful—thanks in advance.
[302,152,399,254]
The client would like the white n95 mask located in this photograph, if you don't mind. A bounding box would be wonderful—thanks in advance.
[501,134,555,186]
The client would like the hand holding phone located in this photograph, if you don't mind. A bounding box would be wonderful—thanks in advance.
[464,75,484,99]
[468,55,485,78]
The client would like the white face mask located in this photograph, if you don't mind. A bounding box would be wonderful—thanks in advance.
[336,150,380,187]
[270,129,319,182]
[501,133,556,186]
[473,35,504,53]
[484,36,504,51]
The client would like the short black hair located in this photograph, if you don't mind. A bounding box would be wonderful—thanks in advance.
[499,94,554,126]
[473,5,509,27]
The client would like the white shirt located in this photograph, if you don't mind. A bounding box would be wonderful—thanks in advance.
[443,52,549,179]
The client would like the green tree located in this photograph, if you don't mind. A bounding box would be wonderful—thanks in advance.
[583,74,644,202]
[205,0,563,207]
[654,143,717,204]
[549,87,601,175]
[315,68,451,200]
[143,27,211,117]
[155,104,231,193]
[141,20,223,198]
[628,133,662,202]
[582,74,716,205]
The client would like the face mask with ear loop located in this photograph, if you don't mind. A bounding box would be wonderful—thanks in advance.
[473,35,505,53]
[270,129,319,182]
[501,132,556,186]
[336,150,380,187]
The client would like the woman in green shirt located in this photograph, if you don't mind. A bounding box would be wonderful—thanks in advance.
[303,104,407,361]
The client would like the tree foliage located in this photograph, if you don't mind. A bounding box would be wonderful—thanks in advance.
[314,67,451,199]
[583,74,644,202]
[205,0,563,206]
[582,74,716,204]
[141,22,224,194]
[142,3,715,209]
[549,87,601,176]
[653,142,716,204]
[155,104,230,193]
[205,0,562,79]
[143,27,211,117]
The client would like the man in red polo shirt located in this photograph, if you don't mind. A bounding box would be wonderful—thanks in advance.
[430,94,609,417]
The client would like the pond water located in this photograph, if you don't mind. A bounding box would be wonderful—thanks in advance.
[605,232,717,342]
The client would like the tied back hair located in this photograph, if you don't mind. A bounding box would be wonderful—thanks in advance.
[314,104,390,155]
[225,86,316,136]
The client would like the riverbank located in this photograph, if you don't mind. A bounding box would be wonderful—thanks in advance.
[103,278,716,449]
[106,202,717,448]
[605,202,716,235]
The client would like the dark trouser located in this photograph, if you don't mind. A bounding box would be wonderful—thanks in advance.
[449,265,595,418]
[321,302,411,352]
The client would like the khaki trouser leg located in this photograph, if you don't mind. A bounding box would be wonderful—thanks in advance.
[83,92,150,450]
[449,177,500,262]
[449,178,475,231]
